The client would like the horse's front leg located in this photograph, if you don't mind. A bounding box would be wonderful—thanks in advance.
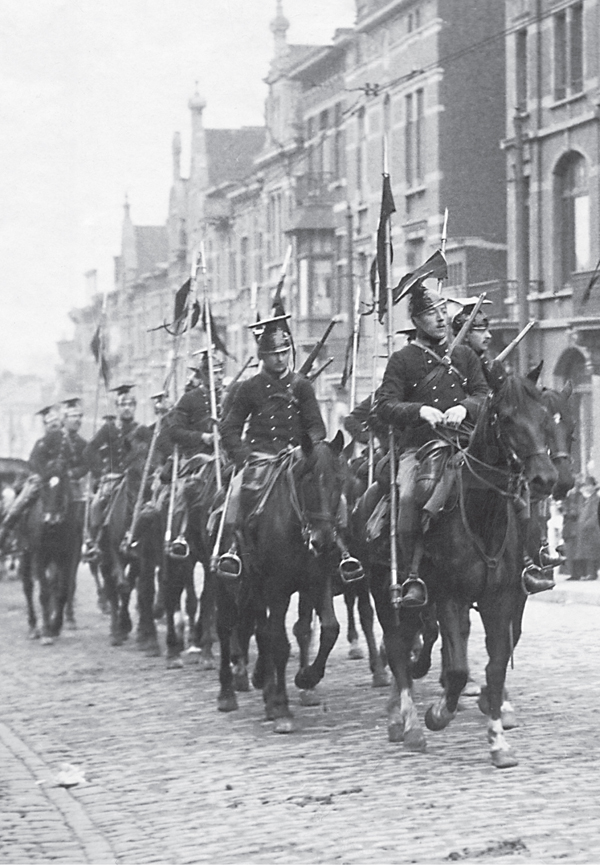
[135,544,160,657]
[216,579,238,712]
[36,553,55,644]
[190,560,217,669]
[425,597,468,731]
[294,572,339,692]
[477,593,523,769]
[292,591,313,672]
[266,598,293,732]
[20,552,39,639]
[356,582,389,687]
[371,571,426,751]
[344,589,362,658]
[164,559,186,668]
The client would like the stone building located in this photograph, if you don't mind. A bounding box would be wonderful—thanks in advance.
[504,0,600,474]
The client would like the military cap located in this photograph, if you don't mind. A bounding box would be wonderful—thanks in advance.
[36,404,60,422]
[189,348,224,374]
[61,396,83,416]
[150,391,167,401]
[110,383,135,397]
[451,297,493,335]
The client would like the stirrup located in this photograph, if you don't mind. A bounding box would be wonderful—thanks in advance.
[538,544,565,570]
[167,535,190,560]
[521,562,555,596]
[214,550,242,581]
[400,576,428,609]
[81,541,100,564]
[119,533,139,559]
[338,553,364,584]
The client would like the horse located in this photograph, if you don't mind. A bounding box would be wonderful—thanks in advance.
[367,373,557,768]
[19,469,78,644]
[215,432,347,731]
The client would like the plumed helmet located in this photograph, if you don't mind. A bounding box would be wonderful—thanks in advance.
[408,282,447,319]
[249,313,293,355]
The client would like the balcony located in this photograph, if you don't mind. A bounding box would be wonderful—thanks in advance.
[294,172,336,207]
[570,271,600,321]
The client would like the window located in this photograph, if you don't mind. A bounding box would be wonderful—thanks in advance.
[554,3,584,101]
[446,262,464,290]
[240,236,249,287]
[333,103,345,179]
[516,29,528,109]
[312,259,333,316]
[405,89,424,186]
[406,238,424,271]
[556,152,590,285]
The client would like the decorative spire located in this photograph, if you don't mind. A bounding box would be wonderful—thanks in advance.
[172,131,181,179]
[123,193,130,218]
[188,81,206,113]
[270,0,289,59]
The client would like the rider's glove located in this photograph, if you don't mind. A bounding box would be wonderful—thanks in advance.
[442,404,467,427]
[419,405,444,428]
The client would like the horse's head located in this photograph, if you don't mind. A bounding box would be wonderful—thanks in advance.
[482,375,558,496]
[540,381,575,499]
[295,431,346,556]
[39,470,71,526]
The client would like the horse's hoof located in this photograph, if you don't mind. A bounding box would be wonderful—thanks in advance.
[185,647,201,665]
[388,722,404,743]
[294,668,320,691]
[477,687,491,716]
[233,669,250,692]
[64,619,77,631]
[28,628,40,640]
[372,669,390,688]
[40,636,54,646]
[143,642,162,658]
[273,716,294,734]
[403,727,427,752]
[218,693,238,713]
[200,657,216,671]
[491,749,519,769]
[348,641,364,660]
[111,635,125,647]
[166,656,184,670]
[425,705,450,732]
[299,688,321,707]
[501,709,519,730]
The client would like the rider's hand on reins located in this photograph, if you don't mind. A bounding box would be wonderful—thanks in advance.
[442,405,467,427]
[419,405,444,428]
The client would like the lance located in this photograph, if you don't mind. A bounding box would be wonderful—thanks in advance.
[439,208,448,294]
[199,242,223,491]
[449,293,487,354]
[298,316,340,378]
[495,320,537,363]
[382,138,401,611]
[349,279,362,412]
[368,235,379,487]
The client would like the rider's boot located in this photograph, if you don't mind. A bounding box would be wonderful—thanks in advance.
[215,543,242,580]
[81,536,101,564]
[538,543,566,569]
[398,531,428,608]
[521,555,555,594]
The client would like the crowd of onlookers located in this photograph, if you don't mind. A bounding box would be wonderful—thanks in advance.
[560,463,600,582]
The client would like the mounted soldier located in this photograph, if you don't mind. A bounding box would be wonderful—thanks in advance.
[451,299,562,588]
[0,404,65,549]
[82,384,152,562]
[216,312,326,576]
[168,351,223,463]
[376,282,489,607]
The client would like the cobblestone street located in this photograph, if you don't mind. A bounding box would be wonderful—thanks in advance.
[1,567,599,865]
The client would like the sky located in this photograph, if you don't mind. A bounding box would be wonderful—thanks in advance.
[0,0,356,377]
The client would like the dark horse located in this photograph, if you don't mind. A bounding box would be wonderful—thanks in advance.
[20,470,78,644]
[369,374,557,768]
[216,433,347,732]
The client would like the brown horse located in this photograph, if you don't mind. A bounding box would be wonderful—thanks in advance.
[216,433,347,731]
[20,469,77,644]
[367,374,557,768]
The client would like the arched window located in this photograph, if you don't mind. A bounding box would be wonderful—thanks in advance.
[555,347,589,475]
[555,152,590,286]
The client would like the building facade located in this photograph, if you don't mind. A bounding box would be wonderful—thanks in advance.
[504,0,600,474]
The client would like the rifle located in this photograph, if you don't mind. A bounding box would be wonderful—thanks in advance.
[298,317,340,377]
[307,357,334,382]
[495,320,536,363]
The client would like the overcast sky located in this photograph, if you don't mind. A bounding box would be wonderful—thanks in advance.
[0,0,355,377]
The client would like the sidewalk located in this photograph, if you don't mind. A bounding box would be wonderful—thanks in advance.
[529,571,600,606]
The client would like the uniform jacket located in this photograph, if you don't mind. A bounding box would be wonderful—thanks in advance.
[83,419,152,476]
[220,369,326,468]
[63,430,88,480]
[168,384,214,458]
[28,430,73,481]
[377,340,488,450]
[343,388,387,445]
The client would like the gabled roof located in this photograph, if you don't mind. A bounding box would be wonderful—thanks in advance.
[134,226,168,275]
[206,128,266,188]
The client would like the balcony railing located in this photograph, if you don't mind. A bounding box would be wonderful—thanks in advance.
[570,270,600,318]
[466,280,545,323]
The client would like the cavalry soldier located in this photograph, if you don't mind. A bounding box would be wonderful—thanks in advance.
[0,405,66,548]
[168,351,223,460]
[216,313,326,575]
[376,282,489,607]
[452,299,561,589]
[60,397,89,493]
[82,384,152,561]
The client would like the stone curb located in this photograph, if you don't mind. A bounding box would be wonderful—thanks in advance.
[528,578,600,606]
[0,721,117,865]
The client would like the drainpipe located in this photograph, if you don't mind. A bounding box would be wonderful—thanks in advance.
[514,108,530,374]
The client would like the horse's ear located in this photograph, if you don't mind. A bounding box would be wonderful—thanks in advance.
[527,360,543,384]
[301,433,314,457]
[342,439,355,460]
[329,429,345,457]
[561,379,573,399]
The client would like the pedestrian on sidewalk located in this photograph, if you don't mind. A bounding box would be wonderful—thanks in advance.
[571,464,600,581]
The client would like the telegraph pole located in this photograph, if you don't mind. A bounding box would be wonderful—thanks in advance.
[513,108,530,374]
